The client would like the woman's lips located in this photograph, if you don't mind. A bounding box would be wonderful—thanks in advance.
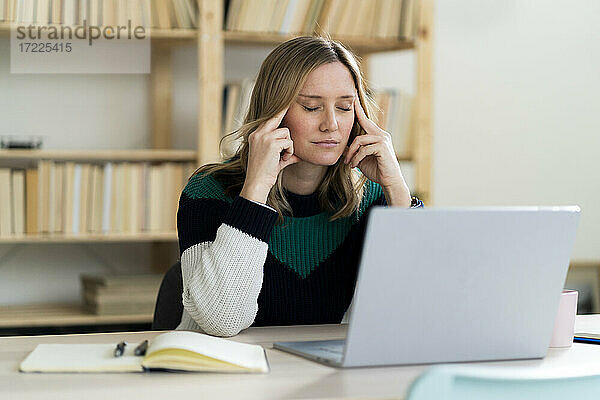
[313,141,339,148]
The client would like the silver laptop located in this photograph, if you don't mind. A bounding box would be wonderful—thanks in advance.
[274,207,581,367]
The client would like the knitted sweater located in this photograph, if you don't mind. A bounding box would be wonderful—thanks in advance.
[175,172,422,337]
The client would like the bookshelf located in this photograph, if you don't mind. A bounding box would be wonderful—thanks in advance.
[0,0,433,330]
[0,24,414,52]
[0,303,153,328]
[0,232,177,244]
[0,149,196,162]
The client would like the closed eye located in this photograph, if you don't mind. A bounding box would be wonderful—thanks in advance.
[303,105,320,112]
[302,105,352,112]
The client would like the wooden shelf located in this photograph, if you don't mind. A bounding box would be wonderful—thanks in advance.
[0,149,197,162]
[151,29,416,53]
[570,261,600,269]
[223,31,415,53]
[396,153,413,162]
[0,23,414,53]
[0,303,153,328]
[0,232,178,244]
[149,28,197,39]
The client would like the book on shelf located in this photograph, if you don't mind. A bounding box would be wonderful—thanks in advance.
[0,168,13,236]
[36,0,51,25]
[20,330,270,373]
[25,168,38,234]
[51,0,62,24]
[52,162,65,233]
[83,290,158,306]
[62,0,77,26]
[79,163,92,234]
[89,164,103,233]
[2,0,418,39]
[373,88,415,160]
[63,161,75,234]
[109,162,122,233]
[1,0,192,28]
[372,88,417,192]
[11,169,25,235]
[147,163,162,232]
[101,162,112,233]
[0,160,195,239]
[80,273,163,315]
[71,163,82,234]
[222,83,241,136]
[81,273,163,291]
[37,160,50,233]
[224,0,418,39]
[401,0,417,39]
[221,80,254,157]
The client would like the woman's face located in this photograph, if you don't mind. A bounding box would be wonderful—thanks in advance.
[282,61,357,166]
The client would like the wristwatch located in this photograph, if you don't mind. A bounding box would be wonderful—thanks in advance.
[410,196,424,208]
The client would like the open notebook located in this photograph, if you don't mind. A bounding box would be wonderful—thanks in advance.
[19,331,269,373]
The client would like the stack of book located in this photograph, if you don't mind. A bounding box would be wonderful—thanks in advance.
[0,161,196,238]
[80,273,163,315]
[224,0,418,39]
[0,0,198,29]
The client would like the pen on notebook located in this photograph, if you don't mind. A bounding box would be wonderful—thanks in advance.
[574,336,600,345]
[134,340,148,356]
[114,341,126,357]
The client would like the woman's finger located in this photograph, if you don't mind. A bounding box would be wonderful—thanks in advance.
[276,138,294,158]
[349,143,382,168]
[261,127,291,142]
[344,134,383,164]
[262,106,290,133]
[280,154,302,169]
[354,98,386,137]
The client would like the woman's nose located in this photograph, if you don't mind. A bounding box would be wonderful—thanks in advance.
[320,109,339,132]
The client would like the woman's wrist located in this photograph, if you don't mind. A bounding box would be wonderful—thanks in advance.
[240,181,271,204]
[383,182,412,208]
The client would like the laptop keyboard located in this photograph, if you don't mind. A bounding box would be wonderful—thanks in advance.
[299,340,345,363]
[313,340,344,356]
[274,339,345,364]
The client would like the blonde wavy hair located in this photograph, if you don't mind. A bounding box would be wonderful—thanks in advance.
[193,35,377,223]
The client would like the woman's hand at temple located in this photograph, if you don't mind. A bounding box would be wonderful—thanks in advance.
[241,107,302,204]
[344,98,412,207]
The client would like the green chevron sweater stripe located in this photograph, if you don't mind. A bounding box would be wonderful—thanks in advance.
[182,172,384,278]
[269,182,382,278]
[269,214,354,278]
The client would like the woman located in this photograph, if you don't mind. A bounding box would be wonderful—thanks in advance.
[176,36,423,337]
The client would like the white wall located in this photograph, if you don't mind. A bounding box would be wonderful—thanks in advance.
[431,0,600,260]
[0,40,151,149]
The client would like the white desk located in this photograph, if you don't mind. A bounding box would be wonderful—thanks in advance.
[1,315,600,400]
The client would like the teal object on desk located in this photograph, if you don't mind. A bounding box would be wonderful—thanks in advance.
[407,365,600,400]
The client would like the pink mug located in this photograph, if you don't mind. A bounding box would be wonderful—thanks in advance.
[549,289,578,348]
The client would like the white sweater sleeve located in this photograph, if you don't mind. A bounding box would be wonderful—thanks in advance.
[177,224,269,337]
[176,195,277,337]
